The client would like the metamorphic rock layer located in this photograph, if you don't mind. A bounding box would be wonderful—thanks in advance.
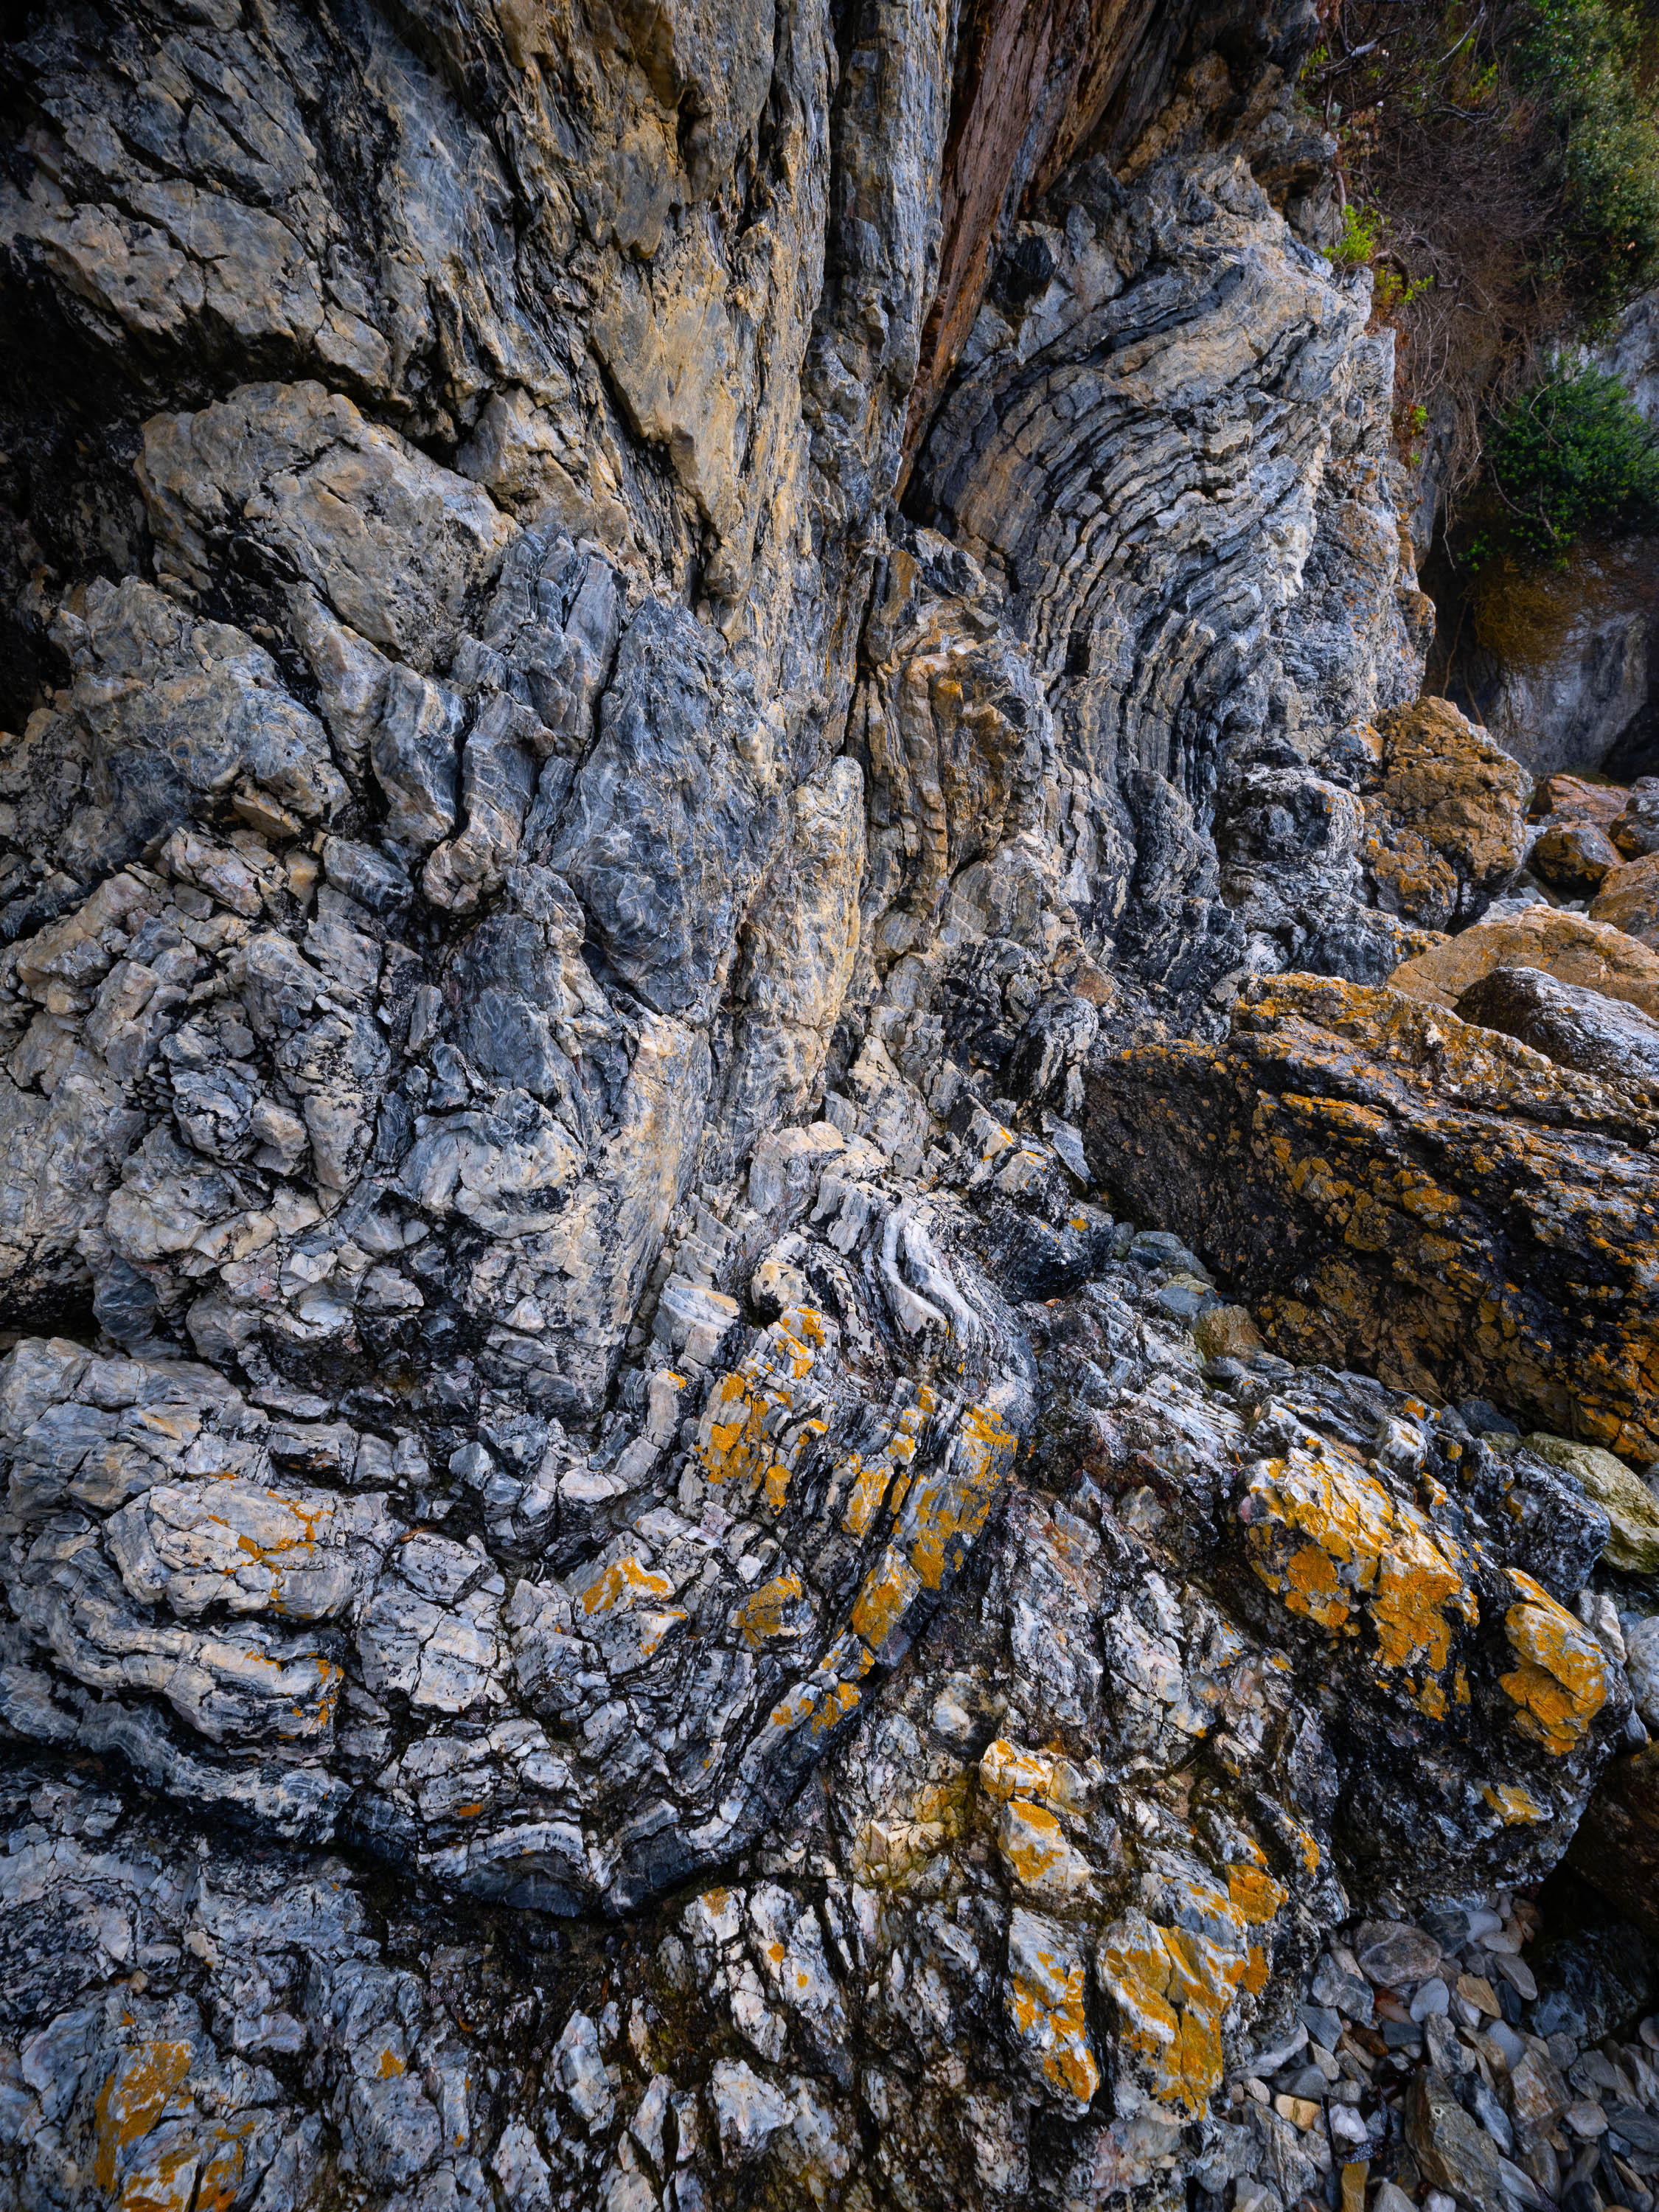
[1,2,1658,2211]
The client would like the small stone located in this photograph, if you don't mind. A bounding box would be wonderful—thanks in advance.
[1458,1974,1501,2017]
[1300,2005,1346,2052]
[1313,1955,1376,2025]
[1412,1978,1452,2021]
[1280,2064,1328,2100]
[1332,2108,1370,2151]
[1150,1278,1211,1322]
[1492,1952,1537,2002]
[1374,2183,1417,2212]
[1357,1921,1443,1988]
[1425,2192,1458,2212]
[1408,2068,1502,2205]
[1275,2095,1324,2132]
[1247,2077,1272,2105]
[1497,2155,1545,2211]
[1341,2159,1368,2212]
[1506,2043,1569,2135]
[1641,2017,1659,2051]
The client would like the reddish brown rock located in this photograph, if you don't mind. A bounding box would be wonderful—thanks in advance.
[1535,773,1629,830]
[1590,849,1659,946]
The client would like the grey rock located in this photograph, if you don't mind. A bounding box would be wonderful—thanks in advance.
[548,601,779,1023]
[1457,965,1659,1087]
[139,383,514,672]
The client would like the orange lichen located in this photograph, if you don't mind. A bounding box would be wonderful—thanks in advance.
[580,1556,676,1617]
[94,2042,192,2194]
[1482,1781,1548,1823]
[1226,1862,1287,1926]
[1007,1927,1100,2107]
[841,1454,889,1539]
[1500,1570,1607,1755]
[729,1571,808,1649]
[900,1399,1016,1590]
[1243,1444,1478,1714]
[1098,1914,1250,2120]
[978,1738,1086,1811]
[850,1546,921,1650]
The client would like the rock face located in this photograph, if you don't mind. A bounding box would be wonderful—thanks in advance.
[1,1,1658,2208]
[1470,606,1650,781]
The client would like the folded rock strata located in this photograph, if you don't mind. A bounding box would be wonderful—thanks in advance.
[0,0,1658,2207]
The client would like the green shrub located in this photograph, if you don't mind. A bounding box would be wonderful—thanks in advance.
[1478,365,1659,564]
[1334,202,1384,269]
[1520,0,1659,300]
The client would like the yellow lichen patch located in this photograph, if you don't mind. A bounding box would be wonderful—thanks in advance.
[1006,1910,1100,2110]
[94,2042,193,2193]
[377,2048,405,2079]
[996,1798,1093,1900]
[1500,1570,1607,1755]
[1243,1446,1478,1711]
[579,1555,676,1618]
[695,1312,833,1502]
[1097,1910,1248,2120]
[117,2127,203,2212]
[195,2123,257,2212]
[1290,1823,1323,1875]
[1226,1863,1287,1927]
[768,1675,863,1739]
[852,1769,973,1886]
[841,1454,889,1539]
[1483,1781,1548,1824]
[729,1571,810,1649]
[978,1737,1088,1812]
[778,1305,828,1369]
[850,1546,921,1651]
[900,1399,1018,1590]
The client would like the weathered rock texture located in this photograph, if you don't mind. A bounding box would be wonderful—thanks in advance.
[0,1,1658,2208]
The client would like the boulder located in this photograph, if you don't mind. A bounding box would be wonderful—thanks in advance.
[1523,1435,1659,1573]
[1570,1750,1659,1942]
[1455,965,1659,1087]
[1526,1918,1655,2041]
[1611,777,1659,859]
[1388,906,1659,1022]
[1531,820,1621,898]
[1590,849,1659,944]
[1082,973,1659,1457]
[1360,696,1530,929]
[1537,773,1630,830]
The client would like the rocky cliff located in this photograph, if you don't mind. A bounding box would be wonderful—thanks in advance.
[3,5,1659,2211]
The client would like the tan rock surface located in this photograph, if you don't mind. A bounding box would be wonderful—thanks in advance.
[1389,905,1659,1020]
[1361,696,1531,929]
[1590,849,1659,943]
